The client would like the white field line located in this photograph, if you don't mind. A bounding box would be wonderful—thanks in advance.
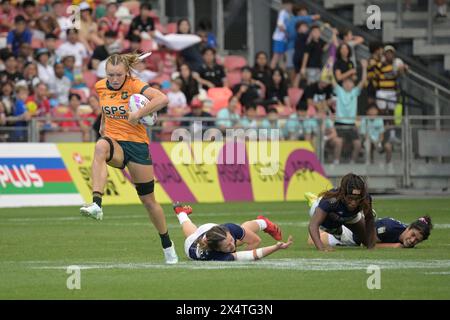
[7,258,450,272]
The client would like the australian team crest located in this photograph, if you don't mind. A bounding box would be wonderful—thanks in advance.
[121,91,129,99]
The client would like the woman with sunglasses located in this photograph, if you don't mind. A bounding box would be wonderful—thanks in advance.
[308,173,376,251]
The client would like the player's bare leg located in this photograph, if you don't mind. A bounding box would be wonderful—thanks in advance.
[80,138,124,220]
[128,162,178,264]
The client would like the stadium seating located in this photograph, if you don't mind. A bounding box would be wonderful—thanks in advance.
[83,71,98,90]
[226,70,242,88]
[223,55,247,72]
[288,87,303,108]
[208,87,233,114]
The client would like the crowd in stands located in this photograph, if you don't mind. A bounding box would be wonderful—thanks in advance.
[0,0,412,164]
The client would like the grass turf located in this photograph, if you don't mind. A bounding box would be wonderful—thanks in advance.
[0,198,449,299]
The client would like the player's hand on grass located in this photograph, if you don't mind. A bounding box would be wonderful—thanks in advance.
[276,235,293,249]
[127,111,140,125]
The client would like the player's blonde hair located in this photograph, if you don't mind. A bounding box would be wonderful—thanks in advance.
[105,52,141,76]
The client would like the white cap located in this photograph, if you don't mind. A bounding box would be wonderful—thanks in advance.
[79,2,91,11]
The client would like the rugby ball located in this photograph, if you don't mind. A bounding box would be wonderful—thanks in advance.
[128,94,158,126]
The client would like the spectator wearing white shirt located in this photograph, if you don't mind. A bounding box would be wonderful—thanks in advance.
[270,0,293,69]
[51,1,73,41]
[132,60,158,83]
[36,48,54,87]
[167,79,188,113]
[48,62,71,106]
[56,29,90,69]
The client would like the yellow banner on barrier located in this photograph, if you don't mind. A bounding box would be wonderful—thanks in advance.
[57,143,172,204]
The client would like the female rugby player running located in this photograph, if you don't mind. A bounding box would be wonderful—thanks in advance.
[305,193,433,248]
[307,173,376,251]
[172,202,293,261]
[80,52,178,264]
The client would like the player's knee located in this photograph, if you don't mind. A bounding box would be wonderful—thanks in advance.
[135,180,154,196]
[94,139,110,157]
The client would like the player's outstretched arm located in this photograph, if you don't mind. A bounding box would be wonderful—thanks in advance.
[232,236,294,261]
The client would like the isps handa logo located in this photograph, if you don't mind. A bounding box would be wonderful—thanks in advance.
[0,164,43,188]
[103,105,128,119]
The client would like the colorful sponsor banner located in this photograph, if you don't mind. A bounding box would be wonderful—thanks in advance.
[0,142,332,207]
[0,144,83,207]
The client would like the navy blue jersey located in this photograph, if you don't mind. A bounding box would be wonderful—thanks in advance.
[318,190,372,230]
[188,223,245,261]
[353,217,407,245]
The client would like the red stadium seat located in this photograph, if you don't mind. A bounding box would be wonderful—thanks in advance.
[288,87,303,108]
[208,87,233,114]
[83,71,98,90]
[226,70,242,88]
[166,22,178,34]
[224,55,247,72]
[140,39,156,52]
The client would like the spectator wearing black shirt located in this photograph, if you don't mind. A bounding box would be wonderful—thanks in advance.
[293,21,309,88]
[127,3,155,40]
[177,63,200,105]
[0,53,23,84]
[266,68,290,111]
[196,47,226,90]
[251,51,272,89]
[333,43,357,86]
[181,98,215,129]
[297,79,333,112]
[90,30,118,70]
[300,25,331,85]
[232,66,264,108]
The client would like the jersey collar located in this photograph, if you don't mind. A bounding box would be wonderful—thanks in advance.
[106,76,127,91]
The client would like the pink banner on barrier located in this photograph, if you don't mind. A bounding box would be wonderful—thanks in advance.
[283,149,327,199]
[149,143,197,202]
[217,143,254,202]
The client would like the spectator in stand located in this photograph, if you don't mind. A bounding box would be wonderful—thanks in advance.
[44,33,58,66]
[333,43,357,86]
[180,98,215,137]
[216,96,241,132]
[27,82,51,117]
[359,104,393,164]
[0,100,7,141]
[260,108,284,140]
[285,103,306,141]
[61,54,88,97]
[296,78,334,115]
[293,21,309,88]
[435,0,448,18]
[240,105,259,129]
[375,45,408,144]
[98,1,123,38]
[34,12,59,41]
[266,68,290,112]
[197,19,218,50]
[177,18,203,73]
[286,4,320,84]
[333,59,367,164]
[59,92,83,130]
[300,25,332,85]
[17,42,33,63]
[167,79,188,114]
[122,33,142,54]
[12,85,31,141]
[36,48,54,87]
[0,53,23,83]
[91,30,119,70]
[232,66,265,108]
[7,15,32,57]
[127,2,155,40]
[367,42,383,105]
[56,29,90,69]
[51,1,72,40]
[48,62,71,106]
[21,0,37,29]
[177,63,200,105]
[79,2,103,51]
[270,0,293,69]
[197,47,226,90]
[252,51,272,90]
[22,62,40,92]
[0,0,17,37]
[1,81,15,121]
[321,108,343,164]
[338,28,364,67]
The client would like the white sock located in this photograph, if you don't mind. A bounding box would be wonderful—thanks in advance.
[256,219,268,231]
[177,212,190,225]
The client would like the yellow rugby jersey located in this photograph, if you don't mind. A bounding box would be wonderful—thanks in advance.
[376,63,397,91]
[96,77,151,144]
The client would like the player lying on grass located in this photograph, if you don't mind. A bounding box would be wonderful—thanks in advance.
[306,173,376,251]
[305,193,433,248]
[173,202,294,261]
